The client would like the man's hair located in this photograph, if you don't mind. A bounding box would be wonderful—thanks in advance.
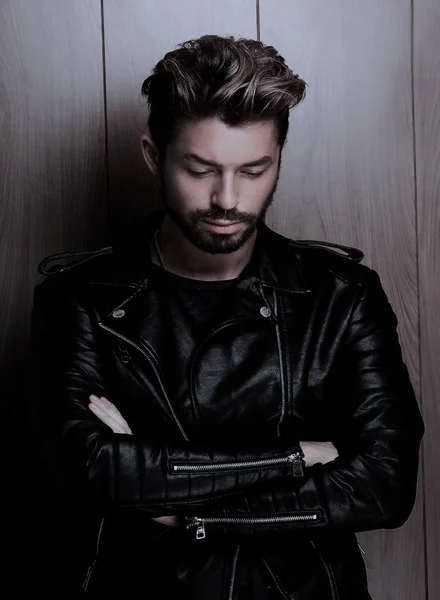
[141,35,306,158]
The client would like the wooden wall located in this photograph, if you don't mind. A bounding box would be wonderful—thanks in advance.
[1,1,438,597]
[260,3,424,599]
[414,1,440,598]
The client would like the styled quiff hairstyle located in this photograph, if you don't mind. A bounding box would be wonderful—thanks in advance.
[141,35,306,159]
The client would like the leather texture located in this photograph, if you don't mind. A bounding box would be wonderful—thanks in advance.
[30,210,424,599]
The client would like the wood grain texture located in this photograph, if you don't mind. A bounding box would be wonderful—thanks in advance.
[0,0,107,363]
[414,1,440,598]
[103,0,257,235]
[259,2,424,599]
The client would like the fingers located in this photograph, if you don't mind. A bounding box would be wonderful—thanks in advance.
[88,395,133,434]
[96,396,128,430]
[98,396,115,410]
[89,400,130,433]
[89,399,125,433]
[92,396,131,433]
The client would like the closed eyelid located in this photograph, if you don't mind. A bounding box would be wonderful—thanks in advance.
[186,166,266,174]
[183,152,273,169]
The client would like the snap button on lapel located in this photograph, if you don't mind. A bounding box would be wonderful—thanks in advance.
[112,309,126,318]
[260,306,271,318]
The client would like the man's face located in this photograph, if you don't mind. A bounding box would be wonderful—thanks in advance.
[159,118,281,254]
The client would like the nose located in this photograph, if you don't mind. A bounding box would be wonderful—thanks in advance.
[210,174,239,211]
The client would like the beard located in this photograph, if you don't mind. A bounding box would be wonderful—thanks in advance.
[159,174,279,255]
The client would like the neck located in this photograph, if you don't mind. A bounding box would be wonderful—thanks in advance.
[152,215,256,281]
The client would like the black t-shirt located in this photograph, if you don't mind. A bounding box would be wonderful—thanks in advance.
[150,262,236,337]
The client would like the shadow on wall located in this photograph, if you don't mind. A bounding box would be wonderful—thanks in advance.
[2,101,160,593]
[106,97,161,244]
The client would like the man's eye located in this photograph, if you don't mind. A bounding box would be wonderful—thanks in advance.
[187,169,212,177]
[242,171,264,178]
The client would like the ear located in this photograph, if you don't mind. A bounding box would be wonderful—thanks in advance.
[140,134,159,175]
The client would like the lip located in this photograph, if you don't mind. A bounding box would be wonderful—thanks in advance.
[204,220,241,227]
[203,220,242,233]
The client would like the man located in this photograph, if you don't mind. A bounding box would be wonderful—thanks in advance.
[30,35,424,599]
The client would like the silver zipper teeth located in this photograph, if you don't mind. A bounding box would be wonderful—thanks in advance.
[261,558,290,600]
[188,514,319,526]
[172,452,303,473]
[82,516,105,590]
[130,361,169,415]
[272,288,286,437]
[186,513,319,540]
[82,559,97,591]
[98,323,189,441]
[95,517,105,556]
[228,545,240,600]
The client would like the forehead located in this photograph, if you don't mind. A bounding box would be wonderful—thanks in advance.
[169,118,279,167]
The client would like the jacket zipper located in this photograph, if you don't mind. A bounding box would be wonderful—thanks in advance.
[185,513,320,540]
[228,545,240,600]
[98,322,189,441]
[129,360,172,421]
[261,558,290,600]
[118,339,169,417]
[310,541,339,600]
[82,560,97,591]
[82,517,105,591]
[272,289,286,436]
[171,452,304,476]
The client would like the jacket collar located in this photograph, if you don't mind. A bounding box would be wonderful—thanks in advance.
[40,210,312,322]
[252,223,311,294]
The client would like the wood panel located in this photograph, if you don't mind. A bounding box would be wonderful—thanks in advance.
[0,0,107,593]
[103,0,257,235]
[414,1,440,598]
[259,2,423,599]
[0,0,107,362]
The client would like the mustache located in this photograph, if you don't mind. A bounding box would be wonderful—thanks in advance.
[189,207,258,224]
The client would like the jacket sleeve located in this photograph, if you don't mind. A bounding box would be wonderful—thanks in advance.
[29,275,303,514]
[184,270,424,540]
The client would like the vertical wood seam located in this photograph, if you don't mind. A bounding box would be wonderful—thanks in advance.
[410,0,429,598]
[256,0,260,40]
[100,0,110,232]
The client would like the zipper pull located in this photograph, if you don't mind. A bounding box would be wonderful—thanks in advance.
[195,518,206,540]
[186,517,206,540]
[118,341,131,364]
[288,452,304,477]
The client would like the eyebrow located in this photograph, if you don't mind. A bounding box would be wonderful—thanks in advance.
[183,152,274,169]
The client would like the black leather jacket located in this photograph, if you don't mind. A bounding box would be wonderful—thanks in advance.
[30,212,424,599]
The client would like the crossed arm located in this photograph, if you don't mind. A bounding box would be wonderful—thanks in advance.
[88,394,339,527]
[30,269,424,538]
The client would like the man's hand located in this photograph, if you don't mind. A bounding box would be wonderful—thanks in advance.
[88,395,133,434]
[300,441,338,466]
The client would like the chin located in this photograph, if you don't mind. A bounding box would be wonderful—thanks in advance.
[189,228,255,255]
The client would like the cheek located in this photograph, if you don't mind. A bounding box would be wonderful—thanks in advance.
[241,174,278,205]
[163,171,189,204]
[170,172,210,207]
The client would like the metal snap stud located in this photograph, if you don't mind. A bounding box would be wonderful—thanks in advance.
[112,309,125,318]
[260,306,271,318]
